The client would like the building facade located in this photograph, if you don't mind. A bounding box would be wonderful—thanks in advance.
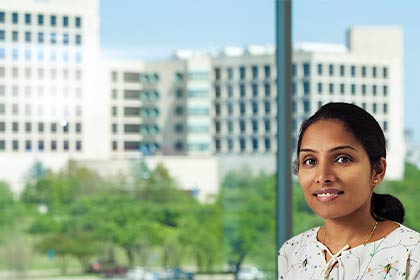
[0,0,104,192]
[107,26,404,180]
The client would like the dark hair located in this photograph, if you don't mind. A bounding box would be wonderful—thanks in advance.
[295,102,404,223]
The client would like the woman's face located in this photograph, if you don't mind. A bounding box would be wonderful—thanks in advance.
[297,119,379,221]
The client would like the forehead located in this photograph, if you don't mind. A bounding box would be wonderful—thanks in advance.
[301,119,362,149]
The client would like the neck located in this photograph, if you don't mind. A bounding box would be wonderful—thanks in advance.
[321,208,377,253]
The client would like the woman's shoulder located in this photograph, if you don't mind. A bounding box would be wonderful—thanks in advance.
[383,223,420,251]
[279,227,320,253]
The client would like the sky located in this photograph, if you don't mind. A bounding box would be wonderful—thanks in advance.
[100,0,420,143]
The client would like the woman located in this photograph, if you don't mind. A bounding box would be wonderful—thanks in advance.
[278,102,420,279]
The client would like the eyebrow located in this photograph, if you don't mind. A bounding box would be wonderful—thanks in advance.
[299,145,358,154]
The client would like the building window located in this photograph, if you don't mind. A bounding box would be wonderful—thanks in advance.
[372,85,377,96]
[264,119,271,132]
[25,13,31,25]
[252,119,258,133]
[51,123,57,133]
[239,137,246,152]
[0,103,6,115]
[372,66,377,78]
[175,106,183,115]
[252,102,258,114]
[25,31,31,43]
[63,33,69,45]
[75,16,82,28]
[383,85,388,96]
[264,137,271,151]
[215,103,221,116]
[383,103,388,114]
[373,103,377,113]
[327,83,333,95]
[12,31,18,42]
[292,64,297,76]
[264,65,270,78]
[50,15,57,26]
[362,84,367,95]
[264,83,270,97]
[227,84,233,97]
[75,34,82,45]
[112,123,117,134]
[383,67,388,79]
[252,83,258,97]
[303,100,310,113]
[63,140,69,151]
[38,32,44,43]
[252,138,258,151]
[38,140,44,151]
[264,101,271,114]
[51,140,57,151]
[25,140,32,151]
[63,16,69,27]
[303,63,310,76]
[329,64,334,76]
[214,85,221,98]
[38,123,44,133]
[25,122,32,132]
[361,66,366,77]
[351,65,356,77]
[12,140,19,151]
[0,12,4,23]
[214,67,221,80]
[239,66,246,80]
[76,141,82,151]
[76,123,82,133]
[239,102,246,115]
[340,83,345,95]
[38,14,44,25]
[0,140,5,151]
[12,122,18,132]
[340,65,345,76]
[383,121,388,132]
[303,81,310,95]
[351,84,356,95]
[0,122,5,132]
[239,119,246,133]
[214,121,220,133]
[317,64,323,75]
[252,65,258,80]
[0,30,5,42]
[227,102,233,115]
[227,138,233,152]
[12,12,18,24]
[240,84,246,97]
[317,83,322,94]
[227,67,233,80]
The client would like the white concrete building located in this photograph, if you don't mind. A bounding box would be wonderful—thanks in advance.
[0,0,104,192]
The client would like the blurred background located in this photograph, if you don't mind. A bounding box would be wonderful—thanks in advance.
[0,0,419,279]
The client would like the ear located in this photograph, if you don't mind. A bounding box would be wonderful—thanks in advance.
[372,157,387,188]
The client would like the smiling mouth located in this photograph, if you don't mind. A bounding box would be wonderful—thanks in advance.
[313,190,344,202]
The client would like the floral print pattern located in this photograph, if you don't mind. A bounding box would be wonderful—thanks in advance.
[278,224,420,279]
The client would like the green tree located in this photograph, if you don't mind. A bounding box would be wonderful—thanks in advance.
[219,169,275,280]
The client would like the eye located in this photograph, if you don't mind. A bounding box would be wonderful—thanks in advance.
[302,158,316,166]
[335,155,352,164]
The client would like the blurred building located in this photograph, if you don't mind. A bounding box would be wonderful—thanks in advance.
[0,0,405,198]
[107,26,405,183]
[0,0,106,192]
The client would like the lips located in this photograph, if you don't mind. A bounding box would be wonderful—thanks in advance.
[313,189,344,203]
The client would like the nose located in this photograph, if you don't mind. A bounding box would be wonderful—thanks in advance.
[315,161,335,184]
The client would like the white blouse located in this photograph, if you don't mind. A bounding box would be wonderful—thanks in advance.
[278,224,420,280]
